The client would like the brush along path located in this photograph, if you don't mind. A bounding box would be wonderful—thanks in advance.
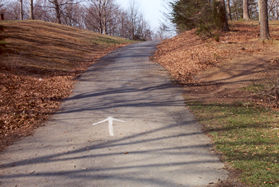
[0,20,130,150]
[0,42,227,186]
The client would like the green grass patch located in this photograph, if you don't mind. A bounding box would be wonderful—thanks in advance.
[187,101,279,186]
[0,40,5,44]
[0,40,6,52]
[242,83,266,93]
[93,35,132,46]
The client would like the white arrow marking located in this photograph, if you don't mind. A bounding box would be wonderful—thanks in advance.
[92,117,125,136]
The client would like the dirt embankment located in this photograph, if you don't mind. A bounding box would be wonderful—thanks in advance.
[0,20,131,150]
[153,21,279,108]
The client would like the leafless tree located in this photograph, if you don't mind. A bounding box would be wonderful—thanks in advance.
[259,0,270,39]
[29,0,34,19]
[86,0,119,34]
[20,0,24,20]
[133,14,152,40]
[127,0,138,39]
[216,0,230,31]
[49,0,62,23]
[243,0,250,20]
[47,0,80,24]
[2,0,153,40]
[62,2,85,27]
[268,0,279,19]
[118,11,131,38]
[33,0,52,21]
[226,0,232,20]
[2,1,19,20]
[154,23,169,40]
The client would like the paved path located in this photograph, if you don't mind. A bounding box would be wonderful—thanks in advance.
[0,42,227,186]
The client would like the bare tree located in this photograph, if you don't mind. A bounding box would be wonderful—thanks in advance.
[20,0,24,20]
[30,0,34,19]
[230,0,241,19]
[155,23,169,40]
[268,0,279,20]
[86,0,118,34]
[62,2,85,27]
[48,0,76,24]
[258,0,270,39]
[215,0,230,31]
[118,10,130,38]
[3,0,152,40]
[86,0,105,34]
[243,0,250,20]
[33,0,52,22]
[127,0,138,39]
[3,1,20,20]
[225,0,232,20]
[51,0,62,23]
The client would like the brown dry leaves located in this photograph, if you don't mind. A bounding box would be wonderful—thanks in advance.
[0,47,120,150]
[0,21,129,150]
[0,70,72,144]
[154,30,224,82]
[154,21,279,108]
[153,22,279,83]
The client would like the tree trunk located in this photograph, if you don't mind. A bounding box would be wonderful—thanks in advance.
[53,0,61,24]
[20,0,24,20]
[30,0,34,20]
[222,0,229,31]
[226,0,232,20]
[243,0,250,20]
[98,8,104,34]
[215,0,230,31]
[275,77,279,105]
[258,0,270,39]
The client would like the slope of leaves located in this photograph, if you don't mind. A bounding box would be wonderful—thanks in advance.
[153,21,279,83]
[0,20,131,150]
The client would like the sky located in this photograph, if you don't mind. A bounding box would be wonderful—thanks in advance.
[115,0,174,32]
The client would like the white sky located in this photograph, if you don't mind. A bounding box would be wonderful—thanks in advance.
[116,0,174,32]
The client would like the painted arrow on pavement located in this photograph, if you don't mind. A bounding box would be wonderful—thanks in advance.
[92,117,125,136]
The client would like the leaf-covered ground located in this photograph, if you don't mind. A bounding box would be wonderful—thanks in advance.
[0,20,131,150]
[154,21,279,81]
[154,21,279,108]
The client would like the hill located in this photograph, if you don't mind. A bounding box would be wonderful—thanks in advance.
[154,21,279,186]
[154,21,279,107]
[0,20,131,150]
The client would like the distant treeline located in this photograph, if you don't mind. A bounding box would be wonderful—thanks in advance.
[170,0,277,39]
[0,0,153,41]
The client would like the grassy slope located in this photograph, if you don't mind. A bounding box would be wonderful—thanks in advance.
[189,102,279,186]
[0,20,132,150]
[0,20,130,74]
[154,21,279,186]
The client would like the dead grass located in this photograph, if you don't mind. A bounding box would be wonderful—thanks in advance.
[0,20,131,151]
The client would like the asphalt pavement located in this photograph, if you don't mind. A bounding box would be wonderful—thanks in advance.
[0,41,227,186]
